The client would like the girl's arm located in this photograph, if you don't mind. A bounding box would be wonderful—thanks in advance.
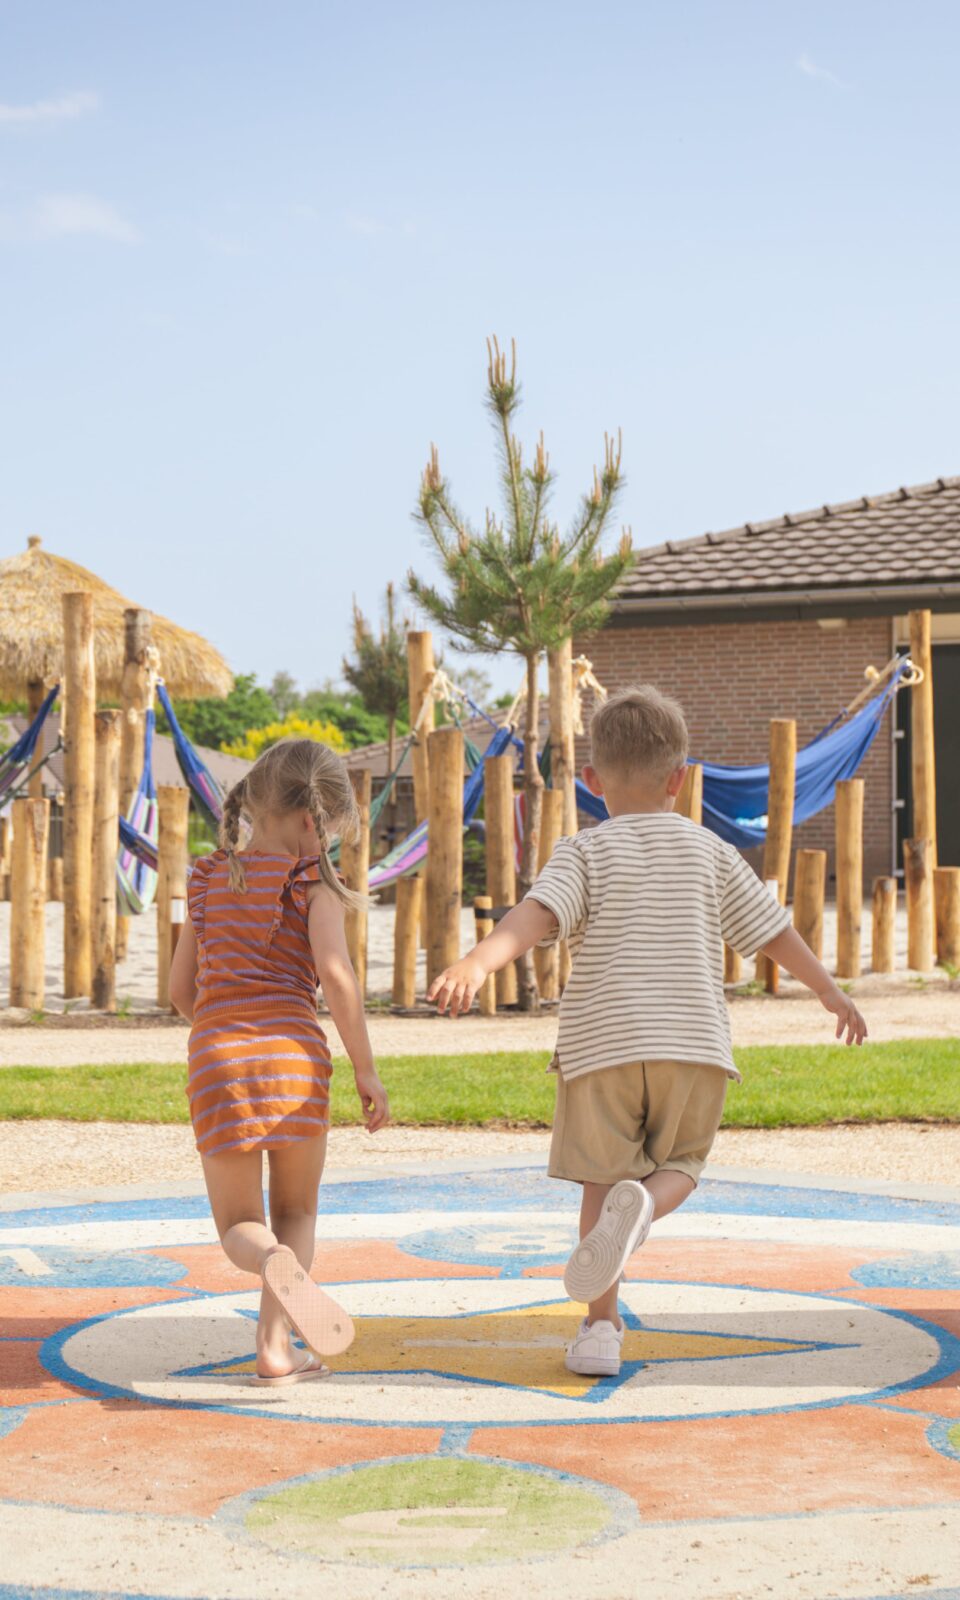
[169,918,199,1022]
[427,898,557,1017]
[307,885,389,1131]
[760,925,867,1045]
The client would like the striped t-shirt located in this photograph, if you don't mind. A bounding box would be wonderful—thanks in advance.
[526,812,790,1081]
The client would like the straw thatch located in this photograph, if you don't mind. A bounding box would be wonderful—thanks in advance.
[0,536,233,700]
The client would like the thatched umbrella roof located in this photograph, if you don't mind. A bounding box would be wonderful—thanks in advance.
[0,536,233,700]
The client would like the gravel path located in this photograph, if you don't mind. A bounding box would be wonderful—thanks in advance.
[2,1119,957,1194]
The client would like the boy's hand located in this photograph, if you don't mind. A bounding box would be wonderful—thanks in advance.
[818,983,867,1046]
[427,956,488,1018]
[354,1065,390,1132]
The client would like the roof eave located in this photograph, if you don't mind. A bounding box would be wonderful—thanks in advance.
[609,579,960,626]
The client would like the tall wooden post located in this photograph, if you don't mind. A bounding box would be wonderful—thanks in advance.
[91,710,121,1012]
[473,895,497,1015]
[835,778,864,979]
[117,608,152,960]
[793,848,826,959]
[0,816,11,900]
[933,865,960,967]
[484,751,518,1006]
[904,836,934,971]
[9,797,48,1009]
[392,876,423,1008]
[62,592,96,998]
[548,641,577,989]
[533,788,564,1001]
[675,762,703,824]
[157,786,190,1008]
[909,609,937,865]
[723,945,742,984]
[871,877,897,973]
[758,719,796,991]
[342,770,371,996]
[407,630,435,948]
[26,680,47,801]
[425,726,463,986]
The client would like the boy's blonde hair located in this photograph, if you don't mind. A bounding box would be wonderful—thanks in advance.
[590,685,689,781]
[219,737,363,907]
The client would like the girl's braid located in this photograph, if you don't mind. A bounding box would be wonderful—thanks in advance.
[219,778,248,893]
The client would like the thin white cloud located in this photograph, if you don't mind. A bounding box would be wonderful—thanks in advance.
[0,90,99,127]
[345,211,416,240]
[797,53,844,88]
[32,193,140,244]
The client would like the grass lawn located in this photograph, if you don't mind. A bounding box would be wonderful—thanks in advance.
[0,1039,958,1128]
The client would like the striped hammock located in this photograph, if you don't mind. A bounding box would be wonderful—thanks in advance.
[116,708,159,915]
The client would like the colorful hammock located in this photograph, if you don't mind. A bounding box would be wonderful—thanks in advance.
[116,707,160,913]
[156,682,225,831]
[573,664,906,848]
[0,685,60,804]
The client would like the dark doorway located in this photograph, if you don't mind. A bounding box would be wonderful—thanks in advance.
[896,642,960,869]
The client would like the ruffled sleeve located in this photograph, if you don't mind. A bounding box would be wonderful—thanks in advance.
[264,855,323,945]
[187,852,220,944]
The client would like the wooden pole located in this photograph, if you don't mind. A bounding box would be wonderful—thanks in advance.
[548,641,577,990]
[341,769,371,996]
[0,816,10,900]
[473,895,497,1015]
[793,848,827,959]
[157,785,190,1008]
[117,608,153,961]
[425,726,463,986]
[909,609,937,866]
[91,710,121,1012]
[62,592,96,998]
[9,797,48,1009]
[871,876,897,974]
[533,788,564,1001]
[675,762,703,824]
[484,751,518,1006]
[392,876,423,1008]
[835,777,864,979]
[47,855,63,902]
[934,865,960,967]
[758,718,796,991]
[723,944,742,984]
[26,680,47,800]
[407,630,435,949]
[904,837,934,971]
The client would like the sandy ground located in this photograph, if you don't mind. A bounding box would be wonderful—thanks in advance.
[1,1118,958,1193]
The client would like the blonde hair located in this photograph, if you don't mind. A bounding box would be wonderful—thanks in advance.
[218,737,365,908]
[590,685,689,780]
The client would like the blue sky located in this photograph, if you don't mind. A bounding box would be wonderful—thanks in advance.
[2,0,959,699]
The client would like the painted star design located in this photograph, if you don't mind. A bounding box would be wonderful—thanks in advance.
[179,1297,832,1402]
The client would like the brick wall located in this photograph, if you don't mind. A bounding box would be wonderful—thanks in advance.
[573,614,897,889]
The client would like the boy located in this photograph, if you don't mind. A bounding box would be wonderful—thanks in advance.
[428,685,867,1377]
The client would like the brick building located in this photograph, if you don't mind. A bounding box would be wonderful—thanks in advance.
[574,474,960,888]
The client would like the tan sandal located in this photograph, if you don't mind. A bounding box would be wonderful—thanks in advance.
[251,1353,331,1387]
[261,1245,355,1356]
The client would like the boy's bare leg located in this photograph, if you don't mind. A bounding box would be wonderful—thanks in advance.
[580,1170,696,1326]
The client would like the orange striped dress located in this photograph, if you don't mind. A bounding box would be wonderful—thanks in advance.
[186,850,332,1159]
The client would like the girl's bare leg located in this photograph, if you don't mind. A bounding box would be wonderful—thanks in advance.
[579,1169,696,1327]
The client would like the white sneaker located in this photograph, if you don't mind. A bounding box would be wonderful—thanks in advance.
[565,1317,625,1377]
[563,1180,655,1304]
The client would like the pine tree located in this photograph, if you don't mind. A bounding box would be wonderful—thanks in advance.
[409,337,631,1010]
[342,583,409,811]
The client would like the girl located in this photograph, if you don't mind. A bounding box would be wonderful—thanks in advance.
[169,738,389,1386]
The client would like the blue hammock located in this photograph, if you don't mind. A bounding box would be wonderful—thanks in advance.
[116,708,160,905]
[574,666,905,849]
[0,684,60,802]
[156,681,225,831]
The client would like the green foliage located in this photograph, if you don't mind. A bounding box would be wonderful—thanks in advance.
[342,582,409,742]
[163,673,276,751]
[222,715,348,761]
[300,690,397,749]
[163,672,401,756]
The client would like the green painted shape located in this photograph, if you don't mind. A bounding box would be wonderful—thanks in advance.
[245,1457,613,1567]
[948,1421,960,1453]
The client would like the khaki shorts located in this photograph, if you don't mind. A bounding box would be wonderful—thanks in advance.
[548,1059,728,1187]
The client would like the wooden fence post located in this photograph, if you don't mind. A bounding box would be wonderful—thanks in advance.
[835,777,864,979]
[548,640,577,989]
[91,710,121,1012]
[484,751,518,1006]
[675,762,703,824]
[407,630,435,949]
[425,726,463,986]
[723,945,742,984]
[909,609,937,865]
[157,786,190,1008]
[793,848,826,959]
[26,680,48,801]
[47,855,63,902]
[904,836,934,972]
[9,797,48,1009]
[0,816,11,900]
[62,592,96,997]
[933,865,960,967]
[758,719,796,991]
[342,770,371,996]
[392,876,423,1008]
[871,876,897,973]
[533,788,564,1001]
[117,608,153,960]
[473,895,497,1016]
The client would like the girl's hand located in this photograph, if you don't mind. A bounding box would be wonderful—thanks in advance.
[355,1065,390,1132]
[428,956,488,1017]
[818,983,867,1046]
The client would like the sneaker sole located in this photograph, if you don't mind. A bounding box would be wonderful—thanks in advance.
[563,1181,654,1304]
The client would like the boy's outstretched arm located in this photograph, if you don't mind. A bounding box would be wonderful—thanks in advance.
[760,925,867,1045]
[428,899,557,1017]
